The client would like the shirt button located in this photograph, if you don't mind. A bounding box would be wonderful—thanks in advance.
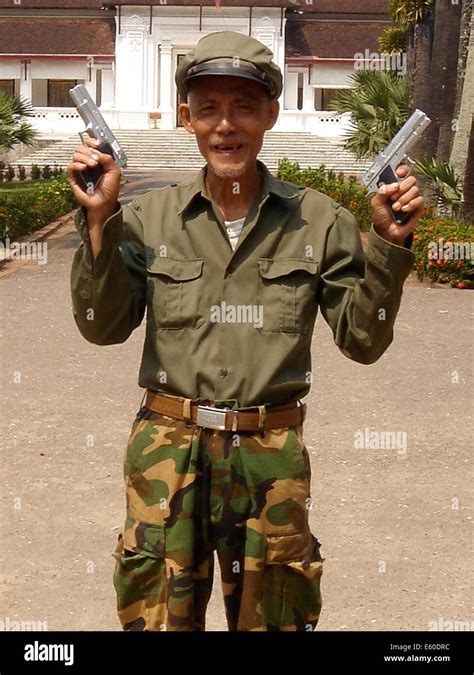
[219,368,228,377]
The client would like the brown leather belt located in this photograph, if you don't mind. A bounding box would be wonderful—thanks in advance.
[144,390,306,431]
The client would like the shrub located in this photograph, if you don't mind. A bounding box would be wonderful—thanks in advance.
[278,158,373,230]
[414,158,462,218]
[17,165,26,181]
[6,165,15,182]
[42,164,53,180]
[0,169,4,183]
[378,26,408,53]
[0,174,78,240]
[31,164,41,180]
[52,164,63,177]
[412,209,474,288]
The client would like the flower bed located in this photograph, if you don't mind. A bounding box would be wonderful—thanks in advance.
[412,210,474,289]
[0,175,77,240]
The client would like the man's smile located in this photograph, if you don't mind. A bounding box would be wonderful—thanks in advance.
[212,142,244,155]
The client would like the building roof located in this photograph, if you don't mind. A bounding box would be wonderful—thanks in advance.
[0,0,388,12]
[286,19,391,60]
[0,18,115,56]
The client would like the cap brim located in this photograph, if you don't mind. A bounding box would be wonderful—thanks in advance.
[185,62,272,95]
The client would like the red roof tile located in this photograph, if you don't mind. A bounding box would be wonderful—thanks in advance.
[0,0,388,12]
[286,20,392,59]
[0,17,115,56]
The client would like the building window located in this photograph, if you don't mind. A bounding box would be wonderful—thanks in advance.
[0,79,15,97]
[320,88,343,111]
[47,80,79,107]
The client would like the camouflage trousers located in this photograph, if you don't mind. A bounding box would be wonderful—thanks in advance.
[112,402,323,631]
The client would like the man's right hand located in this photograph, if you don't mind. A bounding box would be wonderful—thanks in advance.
[67,137,122,258]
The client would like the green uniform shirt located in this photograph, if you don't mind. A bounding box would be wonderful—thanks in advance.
[70,160,415,408]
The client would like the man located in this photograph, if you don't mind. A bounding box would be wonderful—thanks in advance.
[68,31,424,632]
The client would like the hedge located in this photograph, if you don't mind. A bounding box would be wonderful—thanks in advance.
[278,157,373,231]
[278,159,473,288]
[0,174,77,240]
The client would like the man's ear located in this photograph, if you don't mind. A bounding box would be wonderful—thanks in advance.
[179,103,195,134]
[266,98,280,130]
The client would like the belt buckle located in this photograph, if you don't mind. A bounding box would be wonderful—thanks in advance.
[195,405,228,430]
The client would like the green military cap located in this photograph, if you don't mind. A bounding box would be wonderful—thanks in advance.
[175,31,283,100]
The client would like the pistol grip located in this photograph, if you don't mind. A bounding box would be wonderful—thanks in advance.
[377,165,411,225]
[74,141,114,194]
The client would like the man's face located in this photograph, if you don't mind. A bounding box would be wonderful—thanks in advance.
[179,75,279,179]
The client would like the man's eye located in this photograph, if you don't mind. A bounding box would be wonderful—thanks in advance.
[200,106,214,113]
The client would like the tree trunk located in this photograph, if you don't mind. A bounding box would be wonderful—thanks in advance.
[449,0,472,147]
[450,0,473,189]
[431,0,462,162]
[461,115,474,224]
[411,9,435,160]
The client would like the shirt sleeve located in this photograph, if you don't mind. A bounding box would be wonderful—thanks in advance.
[317,205,415,364]
[70,201,147,345]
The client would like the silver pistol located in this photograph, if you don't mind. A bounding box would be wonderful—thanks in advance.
[69,84,128,194]
[362,109,431,225]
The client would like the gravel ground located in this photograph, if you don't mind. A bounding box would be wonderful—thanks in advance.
[0,174,472,633]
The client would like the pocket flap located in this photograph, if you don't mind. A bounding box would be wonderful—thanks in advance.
[122,522,165,559]
[147,257,203,282]
[265,530,311,564]
[258,258,318,280]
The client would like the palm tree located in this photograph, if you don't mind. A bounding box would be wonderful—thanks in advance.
[329,70,411,159]
[0,93,38,153]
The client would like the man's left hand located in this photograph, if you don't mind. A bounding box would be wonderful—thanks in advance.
[371,164,425,247]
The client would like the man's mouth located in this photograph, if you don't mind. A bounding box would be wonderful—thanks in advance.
[212,143,244,154]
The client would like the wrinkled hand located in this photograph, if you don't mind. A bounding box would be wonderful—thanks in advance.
[371,164,425,246]
[66,137,121,223]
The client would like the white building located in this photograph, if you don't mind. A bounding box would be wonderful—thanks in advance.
[0,0,390,137]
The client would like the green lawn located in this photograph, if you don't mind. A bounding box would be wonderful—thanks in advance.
[0,180,45,192]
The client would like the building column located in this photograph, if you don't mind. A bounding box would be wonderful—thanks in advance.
[19,60,32,103]
[101,69,115,107]
[302,67,314,112]
[284,71,298,110]
[158,40,173,129]
[84,67,97,101]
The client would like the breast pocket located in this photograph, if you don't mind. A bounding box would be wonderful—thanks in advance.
[146,256,204,330]
[257,258,319,334]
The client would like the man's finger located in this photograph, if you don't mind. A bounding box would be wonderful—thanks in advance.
[395,176,417,195]
[399,195,424,215]
[392,185,420,211]
[85,137,101,148]
[396,164,410,178]
[73,152,99,167]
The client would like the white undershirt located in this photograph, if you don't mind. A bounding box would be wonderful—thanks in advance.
[223,217,245,251]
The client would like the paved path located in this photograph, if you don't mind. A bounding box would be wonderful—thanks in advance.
[1,173,472,632]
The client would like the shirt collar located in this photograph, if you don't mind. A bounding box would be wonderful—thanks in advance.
[177,159,301,216]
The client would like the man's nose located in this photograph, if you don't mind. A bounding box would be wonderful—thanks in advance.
[215,109,236,133]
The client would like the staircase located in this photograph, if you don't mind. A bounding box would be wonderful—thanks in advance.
[16,129,371,175]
